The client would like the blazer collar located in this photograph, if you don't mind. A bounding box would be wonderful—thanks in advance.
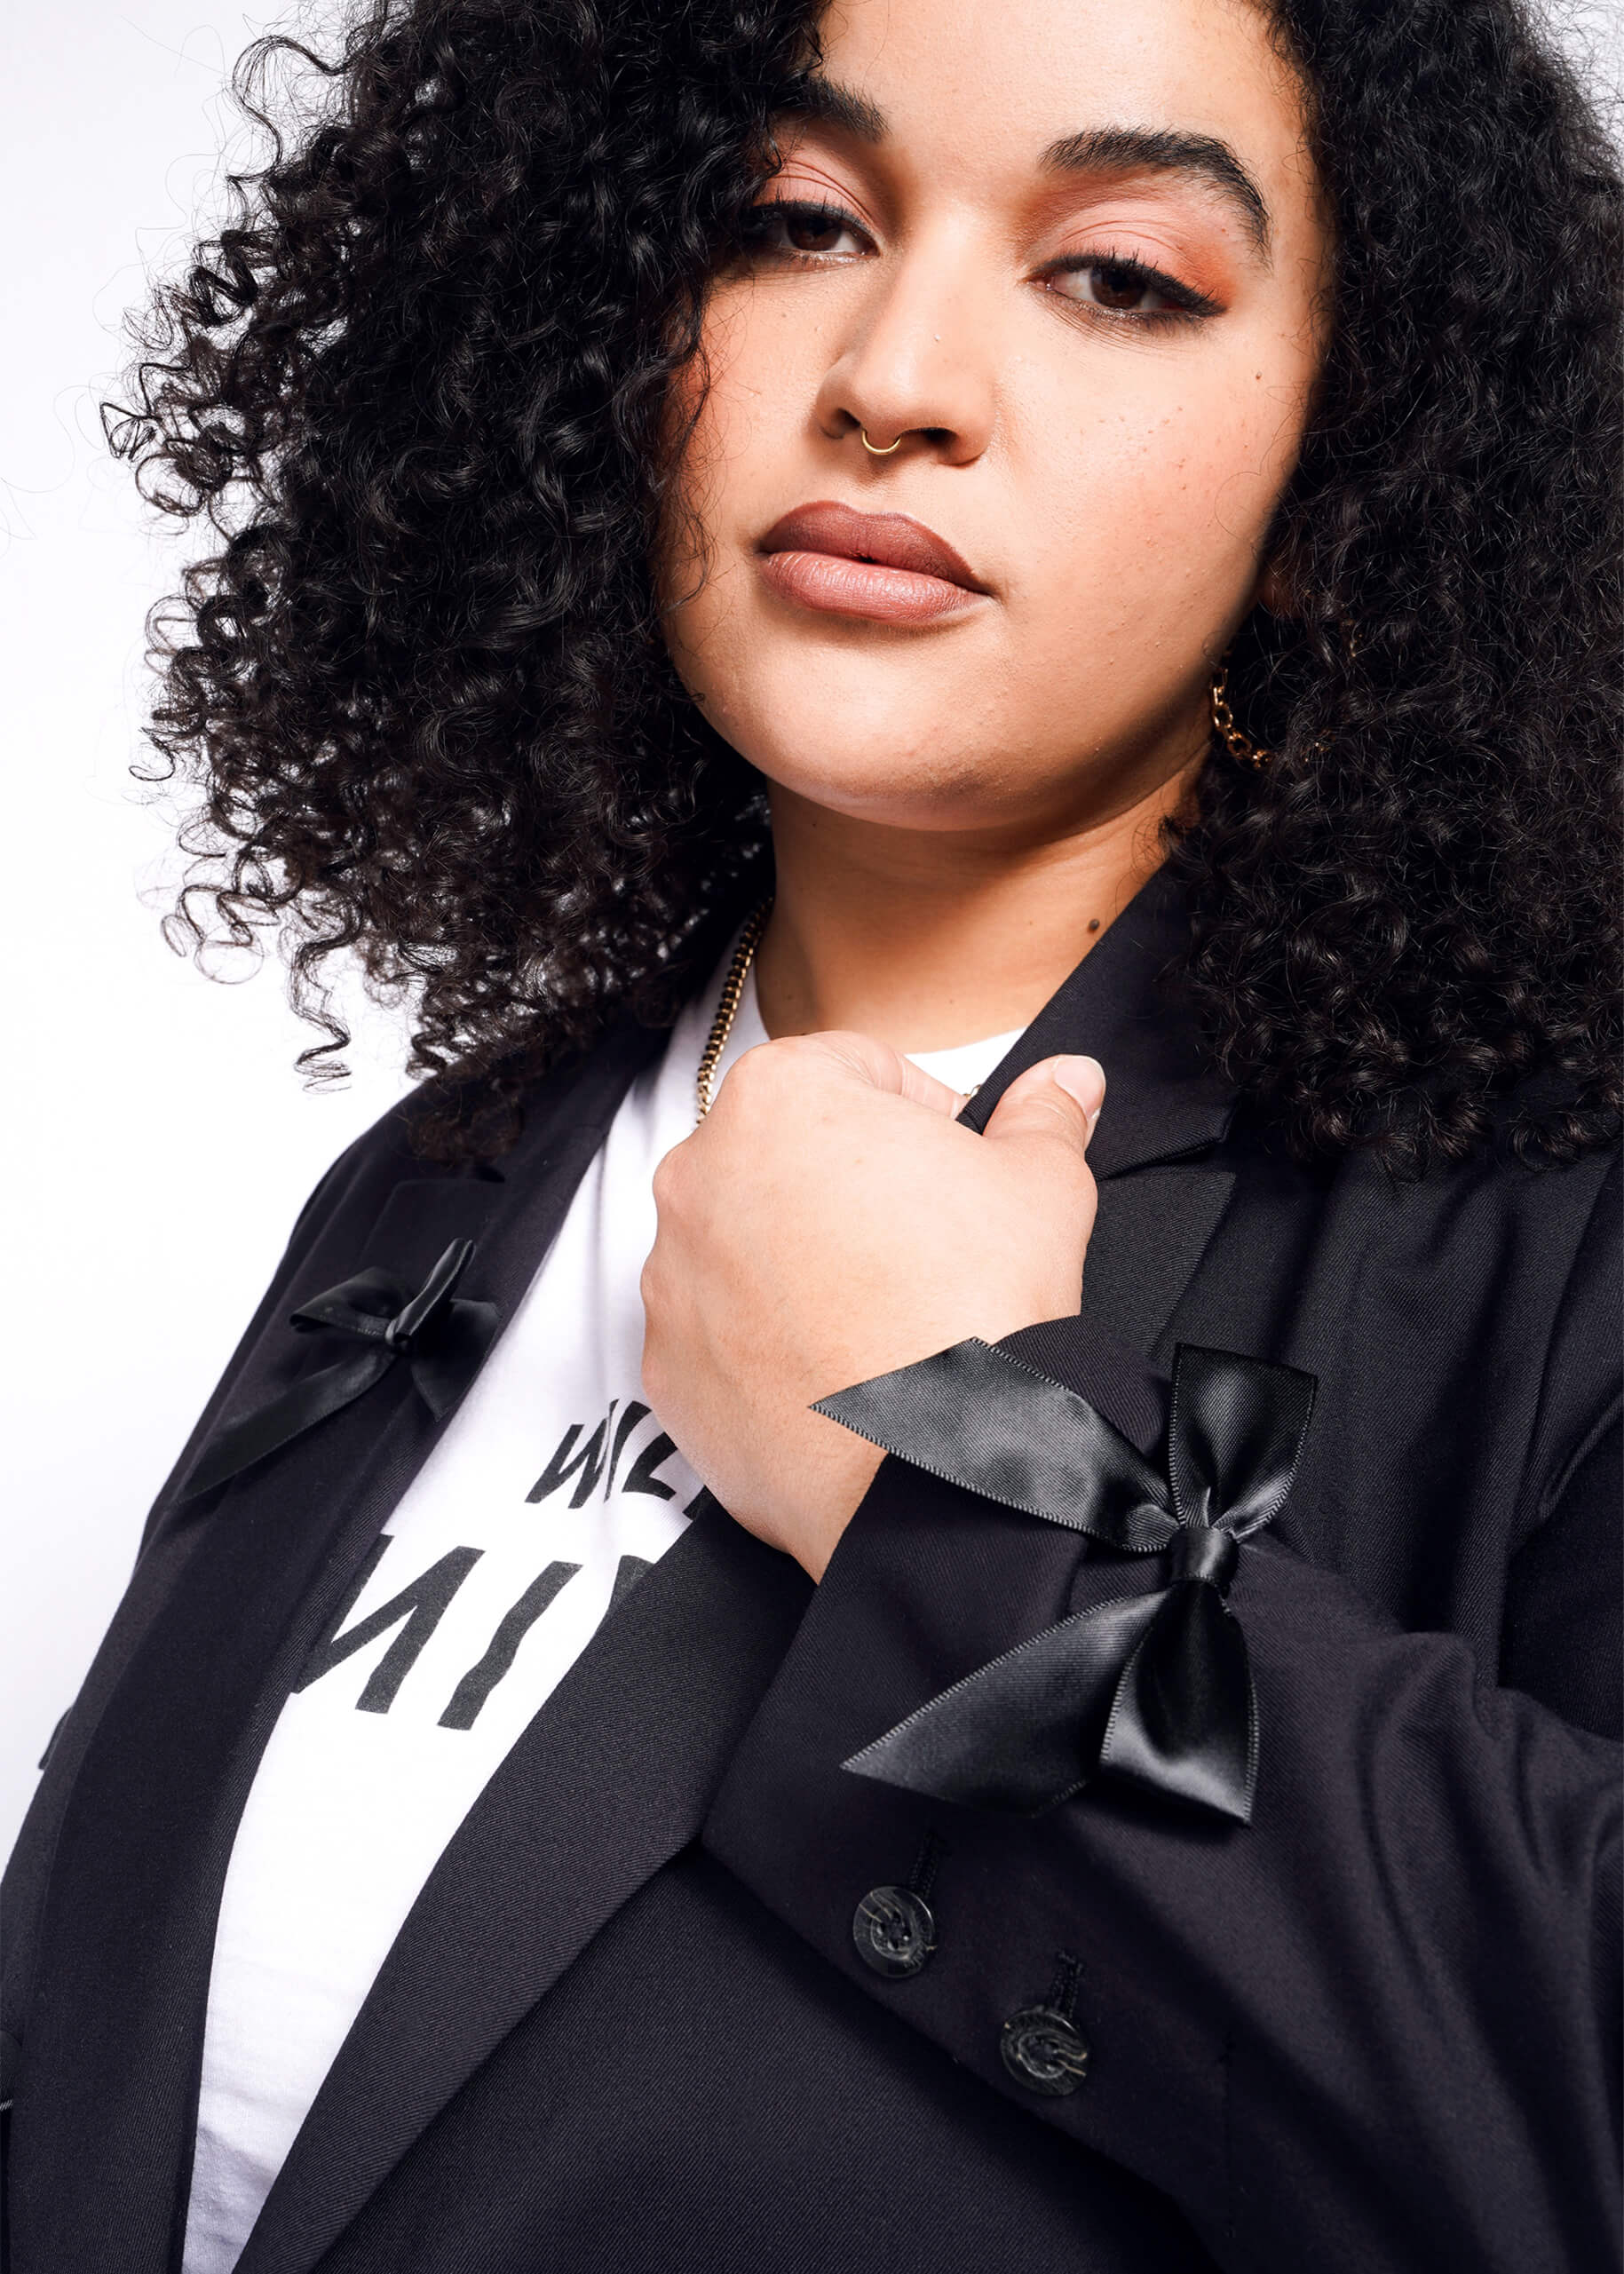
[962,870,1240,1358]
[960,866,1237,1181]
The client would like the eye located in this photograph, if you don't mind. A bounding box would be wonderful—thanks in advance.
[741,199,871,260]
[1042,255,1216,322]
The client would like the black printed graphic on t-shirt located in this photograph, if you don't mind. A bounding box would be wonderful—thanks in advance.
[294,1538,482,1714]
[291,1397,687,1727]
[437,1560,581,1729]
[526,1398,685,1508]
[296,1533,658,1730]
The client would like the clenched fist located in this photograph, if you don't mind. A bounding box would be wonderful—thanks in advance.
[641,1032,1105,1579]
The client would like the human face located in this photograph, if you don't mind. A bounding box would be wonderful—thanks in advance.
[659,0,1328,844]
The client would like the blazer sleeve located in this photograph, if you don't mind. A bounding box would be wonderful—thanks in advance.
[703,1312,1622,2274]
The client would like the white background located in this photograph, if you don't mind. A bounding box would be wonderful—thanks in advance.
[1,1,408,1859]
[2,1,1620,1859]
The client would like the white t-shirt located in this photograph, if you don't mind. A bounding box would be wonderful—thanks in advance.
[180,958,1021,2273]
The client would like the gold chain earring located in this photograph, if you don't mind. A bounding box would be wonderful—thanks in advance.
[1209,662,1271,770]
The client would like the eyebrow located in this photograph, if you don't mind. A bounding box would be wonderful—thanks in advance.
[1042,126,1271,258]
[778,79,1271,260]
[779,74,889,145]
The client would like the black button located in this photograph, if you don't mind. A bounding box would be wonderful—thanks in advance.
[852,1884,936,1978]
[1000,2004,1090,2095]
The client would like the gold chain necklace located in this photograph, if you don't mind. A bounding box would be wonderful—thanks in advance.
[695,899,772,1123]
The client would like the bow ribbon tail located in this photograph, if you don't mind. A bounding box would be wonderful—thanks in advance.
[1098,1575,1258,1823]
[843,1590,1166,1813]
[813,1337,1176,1550]
[180,1345,396,1501]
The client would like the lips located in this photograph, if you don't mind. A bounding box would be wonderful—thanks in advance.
[757,501,990,625]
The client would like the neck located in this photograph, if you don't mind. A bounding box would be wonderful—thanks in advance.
[754,766,1197,1051]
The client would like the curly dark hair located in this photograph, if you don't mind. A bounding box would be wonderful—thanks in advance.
[108,0,1621,1170]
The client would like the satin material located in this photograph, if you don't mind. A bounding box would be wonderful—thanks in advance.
[181,1240,498,1501]
[816,1339,1315,1824]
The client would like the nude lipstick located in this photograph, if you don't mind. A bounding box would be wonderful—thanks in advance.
[757,500,991,625]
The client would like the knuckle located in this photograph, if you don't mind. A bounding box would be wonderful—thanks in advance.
[716,1042,775,1111]
[651,1146,683,1211]
[723,1044,764,1092]
[752,1034,813,1081]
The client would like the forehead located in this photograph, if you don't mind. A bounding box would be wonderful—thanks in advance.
[806,0,1317,228]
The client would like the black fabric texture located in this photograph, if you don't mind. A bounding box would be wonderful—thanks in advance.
[707,1465,1620,2270]
[305,1850,1212,2274]
[3,866,1619,2274]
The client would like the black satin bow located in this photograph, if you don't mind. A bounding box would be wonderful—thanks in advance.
[181,1240,497,1501]
[814,1338,1315,1825]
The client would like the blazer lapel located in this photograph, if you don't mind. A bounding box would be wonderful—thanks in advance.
[1081,1161,1237,1359]
[958,868,1230,1163]
[9,1022,662,2274]
[236,1506,812,2274]
[962,869,1239,1359]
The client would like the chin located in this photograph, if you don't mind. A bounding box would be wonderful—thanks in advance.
[757,738,1029,833]
[701,653,1014,819]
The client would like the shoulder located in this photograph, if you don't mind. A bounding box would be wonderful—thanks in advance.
[1224,1104,1619,1482]
[1343,1127,1620,1507]
[1430,1114,1618,1254]
[1318,1113,1620,1359]
[1283,1084,1620,1258]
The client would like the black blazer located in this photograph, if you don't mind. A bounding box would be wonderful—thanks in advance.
[4,873,1619,2274]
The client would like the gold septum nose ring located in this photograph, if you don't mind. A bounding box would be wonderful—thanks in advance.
[860,428,904,456]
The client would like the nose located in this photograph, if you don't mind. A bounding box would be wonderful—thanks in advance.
[813,220,998,464]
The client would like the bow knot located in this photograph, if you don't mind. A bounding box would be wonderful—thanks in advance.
[182,1240,497,1502]
[815,1337,1315,1826]
[1169,1524,1239,1590]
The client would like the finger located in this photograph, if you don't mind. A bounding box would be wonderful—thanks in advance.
[982,1054,1105,1155]
[805,1028,966,1118]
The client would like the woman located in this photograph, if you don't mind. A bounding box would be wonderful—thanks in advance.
[3,0,1618,2266]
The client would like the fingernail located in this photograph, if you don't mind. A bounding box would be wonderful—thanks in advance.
[1052,1055,1106,1121]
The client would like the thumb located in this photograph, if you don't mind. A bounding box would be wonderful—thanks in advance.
[982,1054,1105,1155]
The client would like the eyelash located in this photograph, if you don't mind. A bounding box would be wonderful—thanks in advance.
[1041,248,1220,324]
[738,200,871,261]
[739,199,1219,327]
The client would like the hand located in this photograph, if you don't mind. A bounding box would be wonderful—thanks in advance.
[641,1033,1105,1580]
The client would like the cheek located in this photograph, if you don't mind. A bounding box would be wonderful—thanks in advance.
[661,286,812,535]
[655,290,789,675]
[1009,361,1303,641]
[654,364,720,623]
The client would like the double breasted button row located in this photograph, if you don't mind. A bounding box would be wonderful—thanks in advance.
[852,1886,1093,2096]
